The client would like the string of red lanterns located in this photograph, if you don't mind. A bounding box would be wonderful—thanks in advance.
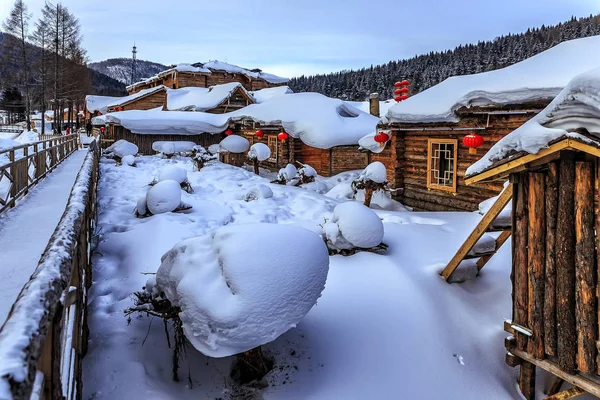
[394,80,410,102]
[374,131,390,147]
[462,133,484,154]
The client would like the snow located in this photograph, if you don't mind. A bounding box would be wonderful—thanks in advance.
[0,151,89,397]
[278,164,297,182]
[324,201,384,249]
[357,130,390,153]
[157,165,188,184]
[384,35,600,124]
[346,98,396,117]
[479,183,512,227]
[247,142,271,161]
[467,65,600,176]
[156,223,329,357]
[161,142,175,156]
[166,83,252,111]
[298,164,317,178]
[105,86,167,110]
[83,155,526,399]
[105,139,138,158]
[356,161,387,183]
[219,135,249,153]
[146,180,182,214]
[85,95,122,114]
[121,155,136,166]
[202,60,289,84]
[152,141,196,154]
[250,86,293,103]
[243,184,273,201]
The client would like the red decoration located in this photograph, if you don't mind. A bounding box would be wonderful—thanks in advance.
[278,131,289,142]
[225,129,233,135]
[399,87,409,94]
[394,81,402,88]
[400,80,410,86]
[374,131,390,147]
[399,95,409,101]
[394,89,402,95]
[394,96,402,102]
[462,133,484,154]
[100,126,105,133]
[255,130,264,139]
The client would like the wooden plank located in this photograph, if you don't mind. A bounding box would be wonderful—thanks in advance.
[545,162,559,356]
[440,184,513,280]
[520,360,536,400]
[514,175,530,352]
[596,159,600,375]
[544,387,585,400]
[476,229,511,271]
[556,151,577,374]
[548,377,564,396]
[574,162,597,374]
[527,172,546,360]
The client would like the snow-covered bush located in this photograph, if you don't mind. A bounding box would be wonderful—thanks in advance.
[134,197,148,217]
[352,162,391,207]
[322,201,385,254]
[297,163,317,184]
[243,184,274,201]
[247,143,271,174]
[208,144,220,155]
[105,139,138,162]
[272,163,298,185]
[154,223,329,358]
[146,180,183,215]
[153,141,196,157]
[161,142,176,158]
[191,145,217,170]
[219,135,250,154]
[121,154,136,167]
[152,165,193,193]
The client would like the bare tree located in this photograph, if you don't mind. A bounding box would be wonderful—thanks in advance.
[3,0,32,130]
[31,19,49,135]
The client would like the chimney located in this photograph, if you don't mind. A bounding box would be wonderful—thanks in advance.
[369,93,380,117]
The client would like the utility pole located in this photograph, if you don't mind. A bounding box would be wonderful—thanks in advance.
[131,43,137,86]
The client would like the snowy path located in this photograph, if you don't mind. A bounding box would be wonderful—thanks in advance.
[0,150,88,325]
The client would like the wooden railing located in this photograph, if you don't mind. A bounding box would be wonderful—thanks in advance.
[0,144,99,400]
[0,125,24,133]
[0,134,79,215]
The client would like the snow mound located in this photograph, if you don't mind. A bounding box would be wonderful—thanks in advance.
[243,184,274,201]
[155,223,329,357]
[324,202,384,249]
[250,86,293,103]
[219,135,249,153]
[356,162,387,183]
[136,197,147,216]
[106,139,138,158]
[121,155,135,166]
[152,141,196,154]
[301,181,329,194]
[146,180,182,214]
[161,142,176,156]
[298,164,317,179]
[157,165,188,184]
[247,143,271,161]
[208,144,220,155]
[278,164,297,182]
[325,182,355,201]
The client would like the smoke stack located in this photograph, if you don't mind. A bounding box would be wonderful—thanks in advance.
[369,93,380,117]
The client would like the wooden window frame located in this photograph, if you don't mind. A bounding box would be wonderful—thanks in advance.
[427,138,458,193]
[267,136,278,162]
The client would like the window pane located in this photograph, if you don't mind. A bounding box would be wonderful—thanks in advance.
[429,142,456,188]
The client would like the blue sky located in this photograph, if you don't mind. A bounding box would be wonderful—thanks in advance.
[0,0,599,78]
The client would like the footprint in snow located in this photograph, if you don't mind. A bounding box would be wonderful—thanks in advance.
[453,353,465,365]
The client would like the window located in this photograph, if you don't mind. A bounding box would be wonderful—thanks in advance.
[427,139,457,192]
[267,136,278,162]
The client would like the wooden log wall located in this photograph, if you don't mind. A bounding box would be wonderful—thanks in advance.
[510,151,600,399]
[177,72,209,89]
[111,90,166,112]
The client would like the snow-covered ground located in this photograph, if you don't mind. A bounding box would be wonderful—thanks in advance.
[81,154,559,399]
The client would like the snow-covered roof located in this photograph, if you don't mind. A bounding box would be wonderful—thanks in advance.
[250,86,293,103]
[85,95,122,114]
[384,35,600,124]
[166,82,252,111]
[467,66,600,177]
[105,85,167,109]
[93,92,379,148]
[347,99,396,118]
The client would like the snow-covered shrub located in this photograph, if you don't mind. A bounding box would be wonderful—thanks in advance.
[146,180,183,215]
[322,201,385,254]
[152,141,196,157]
[135,196,148,217]
[161,142,176,158]
[105,139,138,162]
[352,162,391,207]
[219,135,250,154]
[155,223,329,357]
[208,144,220,155]
[191,145,217,170]
[297,163,317,184]
[243,184,274,201]
[272,163,298,185]
[153,165,193,193]
[121,154,136,167]
[247,143,271,174]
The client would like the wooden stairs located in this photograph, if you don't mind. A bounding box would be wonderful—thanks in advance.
[441,184,513,281]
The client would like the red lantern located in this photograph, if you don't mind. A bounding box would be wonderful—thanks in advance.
[394,96,402,102]
[100,126,105,133]
[399,95,409,101]
[225,129,233,136]
[278,131,289,142]
[394,89,402,95]
[255,130,264,140]
[463,133,484,154]
[374,131,390,147]
[394,81,402,88]
[400,80,410,86]
[399,87,409,94]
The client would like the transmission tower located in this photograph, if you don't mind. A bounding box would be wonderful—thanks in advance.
[131,43,138,85]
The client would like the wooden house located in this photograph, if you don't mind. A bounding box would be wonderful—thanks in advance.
[104,86,167,113]
[165,83,255,114]
[364,36,600,212]
[126,61,288,95]
[461,67,600,400]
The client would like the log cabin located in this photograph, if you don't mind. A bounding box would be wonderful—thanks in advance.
[126,61,288,95]
[84,86,167,125]
[165,83,255,113]
[464,66,600,400]
[362,35,600,211]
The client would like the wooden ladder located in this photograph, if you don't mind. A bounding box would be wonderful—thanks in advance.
[441,184,513,281]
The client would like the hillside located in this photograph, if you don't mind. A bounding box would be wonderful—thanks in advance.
[288,14,600,101]
[89,58,168,85]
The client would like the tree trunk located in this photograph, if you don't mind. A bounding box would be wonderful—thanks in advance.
[232,347,273,385]
[253,158,260,175]
[514,173,529,352]
[364,187,374,207]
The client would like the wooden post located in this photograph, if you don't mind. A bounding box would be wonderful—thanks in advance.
[574,161,597,374]
[519,360,536,400]
[527,172,545,360]
[556,151,577,374]
[514,173,529,352]
[596,160,600,374]
[545,162,559,356]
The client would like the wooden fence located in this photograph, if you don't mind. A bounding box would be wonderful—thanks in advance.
[0,144,98,400]
[0,134,78,215]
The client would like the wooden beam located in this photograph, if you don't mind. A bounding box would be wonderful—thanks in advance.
[476,229,511,271]
[440,184,513,280]
[520,360,536,400]
[548,377,564,396]
[544,387,585,400]
[545,162,559,356]
[514,175,530,352]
